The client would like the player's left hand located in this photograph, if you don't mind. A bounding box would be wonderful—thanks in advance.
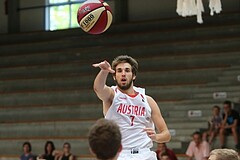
[144,128,157,141]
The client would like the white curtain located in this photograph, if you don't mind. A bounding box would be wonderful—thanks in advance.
[176,0,222,24]
[209,0,222,16]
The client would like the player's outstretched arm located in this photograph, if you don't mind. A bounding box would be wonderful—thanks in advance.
[92,60,115,102]
[145,96,171,143]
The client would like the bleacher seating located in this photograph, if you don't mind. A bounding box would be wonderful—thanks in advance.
[0,12,239,160]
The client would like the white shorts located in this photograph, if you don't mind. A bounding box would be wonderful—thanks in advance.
[118,148,157,160]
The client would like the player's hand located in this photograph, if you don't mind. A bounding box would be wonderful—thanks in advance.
[144,128,157,141]
[92,60,115,73]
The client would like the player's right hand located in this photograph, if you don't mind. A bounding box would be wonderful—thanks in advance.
[92,60,115,73]
[144,128,157,141]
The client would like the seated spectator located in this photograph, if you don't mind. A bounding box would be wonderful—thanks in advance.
[20,142,36,160]
[155,143,178,160]
[88,118,122,160]
[203,105,222,145]
[160,152,171,160]
[186,131,210,160]
[208,149,240,160]
[38,141,59,160]
[58,142,74,160]
[219,100,240,150]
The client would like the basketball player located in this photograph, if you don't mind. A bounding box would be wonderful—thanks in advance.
[88,118,122,160]
[208,149,240,160]
[93,55,171,160]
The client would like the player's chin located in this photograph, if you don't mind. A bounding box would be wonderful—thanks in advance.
[120,82,127,86]
[120,85,131,91]
[117,82,126,87]
[119,85,128,90]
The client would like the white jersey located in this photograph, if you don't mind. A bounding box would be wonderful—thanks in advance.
[105,86,154,150]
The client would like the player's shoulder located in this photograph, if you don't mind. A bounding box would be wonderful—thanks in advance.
[109,85,117,94]
[110,85,117,90]
[133,86,145,94]
[146,95,155,102]
[146,95,159,108]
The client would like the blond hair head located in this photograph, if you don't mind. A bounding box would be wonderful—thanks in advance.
[209,149,240,160]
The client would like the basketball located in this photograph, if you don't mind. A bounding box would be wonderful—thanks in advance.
[77,0,113,34]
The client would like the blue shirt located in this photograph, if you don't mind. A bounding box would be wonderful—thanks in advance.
[20,153,35,160]
[223,109,240,126]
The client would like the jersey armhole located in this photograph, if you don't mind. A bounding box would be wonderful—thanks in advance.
[104,86,117,117]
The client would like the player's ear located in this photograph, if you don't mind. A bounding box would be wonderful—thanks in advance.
[114,145,122,160]
[118,144,122,153]
[133,75,136,80]
[89,148,96,157]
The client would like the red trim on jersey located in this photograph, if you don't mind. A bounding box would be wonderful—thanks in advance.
[115,87,139,98]
[89,9,107,34]
[127,92,139,98]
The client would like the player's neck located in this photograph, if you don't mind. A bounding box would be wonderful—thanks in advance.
[117,86,135,95]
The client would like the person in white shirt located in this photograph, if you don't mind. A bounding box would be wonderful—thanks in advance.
[186,131,210,160]
[93,55,171,160]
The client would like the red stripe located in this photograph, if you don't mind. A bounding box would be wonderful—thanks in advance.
[127,92,139,98]
[140,94,144,99]
[89,10,107,34]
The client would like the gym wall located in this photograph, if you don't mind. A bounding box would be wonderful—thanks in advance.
[0,0,239,33]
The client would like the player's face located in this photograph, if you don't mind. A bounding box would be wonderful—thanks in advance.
[114,63,135,90]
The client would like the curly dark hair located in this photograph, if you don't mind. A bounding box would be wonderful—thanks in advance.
[112,55,138,76]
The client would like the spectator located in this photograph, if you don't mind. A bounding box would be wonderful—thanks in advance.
[203,105,222,145]
[155,143,178,160]
[58,142,74,160]
[20,142,36,160]
[208,149,240,160]
[186,131,210,160]
[160,152,171,160]
[219,100,240,150]
[88,118,122,160]
[38,141,59,160]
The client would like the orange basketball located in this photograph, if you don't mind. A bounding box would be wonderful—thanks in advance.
[77,0,113,34]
